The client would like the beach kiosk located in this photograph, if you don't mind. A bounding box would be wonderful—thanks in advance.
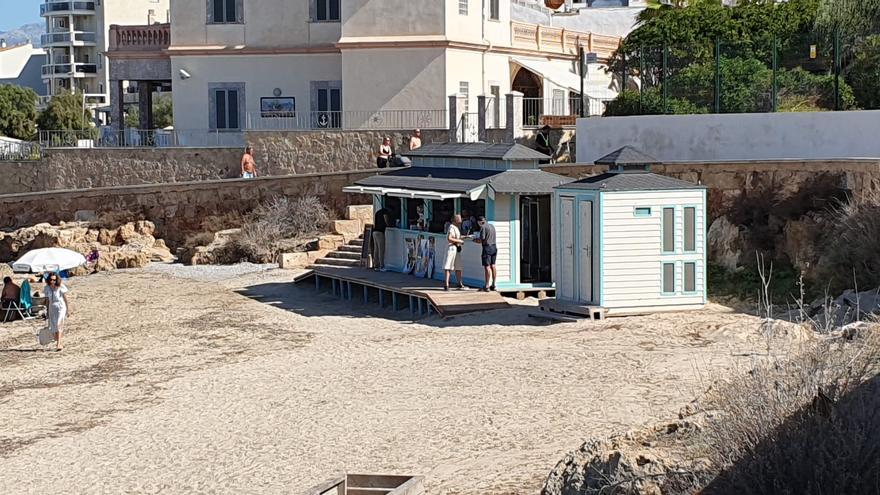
[547,146,707,317]
[343,143,569,293]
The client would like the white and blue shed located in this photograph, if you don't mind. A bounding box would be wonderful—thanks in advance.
[552,147,708,316]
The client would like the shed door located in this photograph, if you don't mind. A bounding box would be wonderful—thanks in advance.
[559,197,575,300]
[577,200,593,303]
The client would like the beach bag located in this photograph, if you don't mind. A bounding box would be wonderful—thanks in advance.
[37,325,54,346]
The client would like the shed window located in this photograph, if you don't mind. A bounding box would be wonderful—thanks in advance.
[634,207,651,217]
[663,263,675,294]
[684,207,696,252]
[684,262,696,293]
[662,207,675,252]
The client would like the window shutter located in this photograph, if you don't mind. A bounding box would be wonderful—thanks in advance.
[684,263,696,293]
[684,207,696,252]
[662,207,674,252]
[663,263,675,293]
[215,89,227,129]
[210,0,222,23]
[228,89,239,129]
[329,0,340,21]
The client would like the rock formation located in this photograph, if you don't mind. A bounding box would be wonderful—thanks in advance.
[0,221,174,272]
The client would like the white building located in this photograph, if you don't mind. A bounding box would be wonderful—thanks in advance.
[167,0,626,133]
[0,41,46,95]
[40,0,170,115]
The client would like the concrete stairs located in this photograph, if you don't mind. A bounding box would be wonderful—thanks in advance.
[311,236,364,268]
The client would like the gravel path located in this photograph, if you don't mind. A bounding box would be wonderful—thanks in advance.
[0,265,811,494]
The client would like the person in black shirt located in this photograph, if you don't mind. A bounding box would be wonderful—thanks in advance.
[372,207,391,271]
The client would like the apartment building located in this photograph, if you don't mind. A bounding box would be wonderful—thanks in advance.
[0,41,46,95]
[40,0,170,115]
[167,0,624,133]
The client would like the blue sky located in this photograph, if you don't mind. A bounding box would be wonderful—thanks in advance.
[0,0,42,31]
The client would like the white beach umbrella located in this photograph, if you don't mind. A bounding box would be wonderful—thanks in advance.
[12,248,87,273]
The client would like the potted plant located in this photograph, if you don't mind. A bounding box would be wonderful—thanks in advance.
[545,0,565,9]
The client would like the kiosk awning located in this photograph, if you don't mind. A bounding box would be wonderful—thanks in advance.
[342,185,486,201]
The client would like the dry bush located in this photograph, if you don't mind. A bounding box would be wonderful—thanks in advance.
[235,196,332,263]
[815,190,880,293]
[696,328,880,495]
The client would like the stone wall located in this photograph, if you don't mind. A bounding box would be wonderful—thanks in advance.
[544,159,880,219]
[0,170,379,245]
[0,129,451,195]
[245,129,449,175]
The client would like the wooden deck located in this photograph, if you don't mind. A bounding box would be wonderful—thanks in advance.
[310,266,510,318]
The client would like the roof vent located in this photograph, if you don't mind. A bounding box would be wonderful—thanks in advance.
[594,146,661,174]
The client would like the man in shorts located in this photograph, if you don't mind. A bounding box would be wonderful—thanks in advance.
[474,216,497,291]
[240,146,258,178]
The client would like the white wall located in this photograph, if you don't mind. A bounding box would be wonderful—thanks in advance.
[578,111,880,163]
[342,0,445,38]
[341,47,446,112]
[511,3,641,39]
[493,193,513,284]
[171,53,342,130]
[600,190,705,312]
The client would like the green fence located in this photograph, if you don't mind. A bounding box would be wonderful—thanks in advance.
[606,28,880,116]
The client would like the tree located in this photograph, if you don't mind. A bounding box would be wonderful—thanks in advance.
[123,94,174,129]
[37,90,93,131]
[0,84,38,140]
[815,0,880,108]
[845,35,880,109]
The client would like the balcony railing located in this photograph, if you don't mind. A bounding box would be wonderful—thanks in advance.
[37,93,107,107]
[522,96,611,127]
[40,1,96,16]
[0,141,42,162]
[109,23,171,51]
[41,31,97,45]
[245,109,448,131]
[510,21,621,61]
[42,63,98,75]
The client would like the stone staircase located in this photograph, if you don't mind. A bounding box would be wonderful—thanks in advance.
[311,236,364,268]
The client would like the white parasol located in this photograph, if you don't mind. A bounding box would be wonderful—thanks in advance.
[12,248,87,273]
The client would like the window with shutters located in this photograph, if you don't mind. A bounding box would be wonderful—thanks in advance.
[662,207,675,253]
[208,0,242,24]
[459,0,468,15]
[489,0,500,20]
[313,0,340,22]
[209,83,244,130]
[684,262,697,293]
[684,206,696,252]
[662,263,675,294]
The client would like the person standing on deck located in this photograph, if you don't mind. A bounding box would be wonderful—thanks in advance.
[372,206,391,272]
[473,216,497,292]
[240,146,258,178]
[444,214,465,291]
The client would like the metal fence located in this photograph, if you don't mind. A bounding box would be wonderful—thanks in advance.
[0,141,42,161]
[607,28,880,115]
[522,96,611,127]
[39,129,245,149]
[245,109,448,131]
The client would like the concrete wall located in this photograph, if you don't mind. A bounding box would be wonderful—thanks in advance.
[341,47,447,112]
[171,0,338,48]
[342,0,445,38]
[578,111,880,163]
[0,170,378,244]
[171,53,342,130]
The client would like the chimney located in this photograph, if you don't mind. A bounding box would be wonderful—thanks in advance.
[0,39,7,48]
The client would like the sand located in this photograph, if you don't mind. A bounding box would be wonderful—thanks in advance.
[0,264,812,494]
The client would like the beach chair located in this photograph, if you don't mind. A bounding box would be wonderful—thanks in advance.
[2,299,26,322]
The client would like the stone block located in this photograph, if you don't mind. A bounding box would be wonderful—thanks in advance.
[332,219,362,236]
[317,234,345,250]
[74,210,97,222]
[307,249,331,263]
[279,252,310,269]
[346,205,373,225]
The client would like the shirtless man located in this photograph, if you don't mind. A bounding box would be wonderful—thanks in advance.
[240,146,258,178]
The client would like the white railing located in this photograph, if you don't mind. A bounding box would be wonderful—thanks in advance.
[39,129,245,149]
[522,96,612,127]
[245,109,448,131]
[37,93,108,107]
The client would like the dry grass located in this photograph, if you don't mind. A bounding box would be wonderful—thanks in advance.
[690,328,880,494]
[236,196,333,263]
[815,190,880,293]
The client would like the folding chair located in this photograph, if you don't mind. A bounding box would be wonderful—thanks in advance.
[2,300,26,322]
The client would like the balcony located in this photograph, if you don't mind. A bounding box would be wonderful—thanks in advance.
[40,1,96,16]
[108,23,171,52]
[42,63,99,77]
[38,93,107,107]
[510,21,621,61]
[41,31,97,47]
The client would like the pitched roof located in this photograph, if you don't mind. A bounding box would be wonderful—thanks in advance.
[594,146,661,166]
[354,167,567,194]
[405,142,550,161]
[487,169,571,194]
[558,172,705,192]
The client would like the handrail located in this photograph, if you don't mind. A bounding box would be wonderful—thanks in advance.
[108,23,171,51]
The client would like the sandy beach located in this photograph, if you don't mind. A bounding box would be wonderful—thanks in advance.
[0,264,810,494]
